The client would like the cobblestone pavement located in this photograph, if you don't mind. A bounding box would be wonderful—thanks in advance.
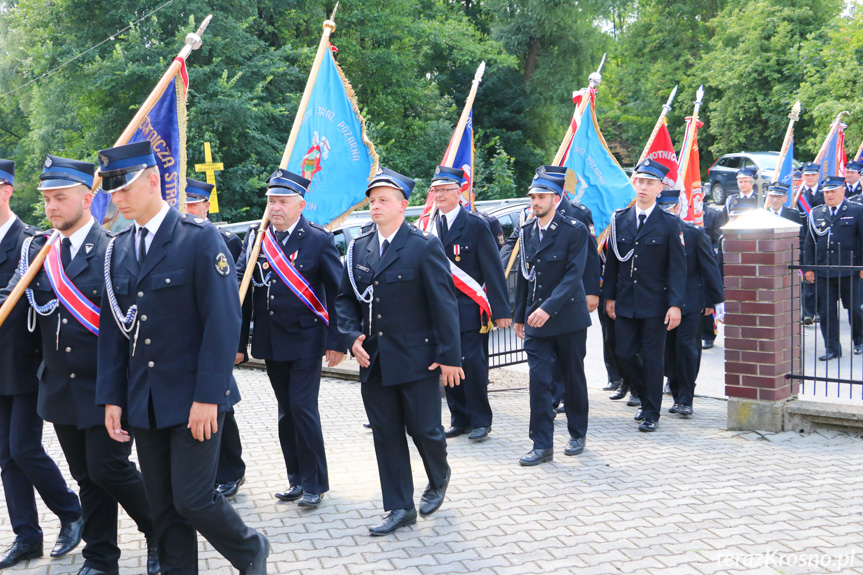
[2,365,862,574]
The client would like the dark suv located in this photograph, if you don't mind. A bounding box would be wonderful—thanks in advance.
[707,151,801,205]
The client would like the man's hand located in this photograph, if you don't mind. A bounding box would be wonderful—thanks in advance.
[665,306,682,331]
[235,352,245,365]
[429,363,465,387]
[586,295,599,313]
[352,334,370,368]
[326,350,345,367]
[495,318,513,329]
[704,307,714,316]
[805,271,815,283]
[188,402,219,442]
[105,405,130,443]
[514,323,525,340]
[527,308,550,329]
[606,299,616,320]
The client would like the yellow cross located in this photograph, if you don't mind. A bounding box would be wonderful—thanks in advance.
[194,142,224,214]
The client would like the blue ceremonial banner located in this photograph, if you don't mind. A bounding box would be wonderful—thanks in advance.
[564,98,635,233]
[817,121,847,180]
[777,139,795,207]
[451,110,474,210]
[287,47,377,226]
[93,68,188,229]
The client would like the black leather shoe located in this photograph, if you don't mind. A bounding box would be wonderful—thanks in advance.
[369,508,417,536]
[603,380,622,391]
[639,419,658,432]
[240,533,269,575]
[0,541,42,568]
[564,437,584,456]
[609,383,629,400]
[626,393,641,407]
[216,476,245,498]
[634,408,644,421]
[818,351,841,361]
[363,422,371,429]
[855,344,863,355]
[146,536,160,575]
[668,403,680,414]
[554,404,565,414]
[519,448,553,466]
[77,566,120,575]
[679,405,694,417]
[444,426,470,438]
[419,467,450,516]
[52,516,84,557]
[274,485,303,501]
[297,493,322,508]
[702,340,714,349]
[803,316,814,325]
[468,427,490,441]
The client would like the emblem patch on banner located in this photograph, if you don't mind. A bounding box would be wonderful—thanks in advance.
[215,253,230,276]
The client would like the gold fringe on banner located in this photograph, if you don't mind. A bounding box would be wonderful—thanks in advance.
[175,72,188,213]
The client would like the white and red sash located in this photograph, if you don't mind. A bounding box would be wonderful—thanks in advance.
[43,241,100,335]
[261,227,329,326]
[449,260,492,328]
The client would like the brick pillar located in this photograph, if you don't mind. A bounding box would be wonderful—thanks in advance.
[722,210,800,432]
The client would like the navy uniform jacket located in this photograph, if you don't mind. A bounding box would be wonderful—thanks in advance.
[719,193,759,227]
[602,206,687,319]
[96,208,242,429]
[0,218,41,396]
[236,215,344,361]
[336,222,461,386]
[0,224,110,428]
[221,228,243,262]
[768,206,802,225]
[475,210,506,250]
[513,211,592,338]
[803,201,863,278]
[437,207,511,331]
[846,182,862,199]
[681,222,724,316]
[796,184,824,215]
[702,207,722,250]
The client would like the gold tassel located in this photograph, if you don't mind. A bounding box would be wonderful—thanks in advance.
[479,319,494,334]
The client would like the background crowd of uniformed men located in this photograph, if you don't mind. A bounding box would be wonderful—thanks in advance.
[0,141,856,571]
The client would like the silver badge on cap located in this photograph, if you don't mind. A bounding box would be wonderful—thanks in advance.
[99,154,109,167]
[44,156,52,169]
[275,170,283,179]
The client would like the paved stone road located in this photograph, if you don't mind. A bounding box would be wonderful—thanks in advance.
[2,365,862,574]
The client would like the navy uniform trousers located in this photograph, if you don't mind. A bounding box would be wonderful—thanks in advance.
[665,313,702,407]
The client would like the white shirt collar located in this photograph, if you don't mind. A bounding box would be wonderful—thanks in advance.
[377,227,399,255]
[274,218,300,244]
[636,203,656,222]
[441,205,461,227]
[136,202,171,239]
[61,217,96,260]
[739,192,755,199]
[0,213,17,245]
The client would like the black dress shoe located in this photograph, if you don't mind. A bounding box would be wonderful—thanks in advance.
[668,403,680,414]
[52,516,84,557]
[216,476,245,498]
[702,340,714,349]
[444,426,470,438]
[564,437,584,456]
[240,533,270,575]
[274,485,303,501]
[818,351,841,361]
[298,493,323,508]
[369,508,417,536]
[554,404,566,414]
[603,380,622,391]
[639,419,658,432]
[77,566,120,575]
[634,408,644,421]
[609,383,630,400]
[419,467,450,516]
[146,536,160,575]
[679,405,694,417]
[803,316,814,325]
[519,448,553,466]
[855,344,863,355]
[468,427,490,441]
[0,540,42,568]
[363,422,372,429]
[626,393,641,407]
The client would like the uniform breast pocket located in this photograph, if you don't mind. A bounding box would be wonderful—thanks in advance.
[353,267,372,288]
[293,259,317,275]
[112,276,131,296]
[77,282,104,303]
[645,236,666,247]
[151,269,187,291]
[386,268,414,283]
[839,219,855,227]
[545,250,566,264]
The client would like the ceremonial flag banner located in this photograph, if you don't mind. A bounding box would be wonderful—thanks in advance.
[286,46,377,227]
[563,97,635,233]
[645,122,679,187]
[818,120,847,179]
[92,60,189,227]
[678,117,704,225]
[778,138,795,207]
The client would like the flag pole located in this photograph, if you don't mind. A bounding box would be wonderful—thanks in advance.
[793,110,848,206]
[0,15,213,330]
[673,85,705,195]
[239,5,339,303]
[504,56,605,278]
[763,101,800,207]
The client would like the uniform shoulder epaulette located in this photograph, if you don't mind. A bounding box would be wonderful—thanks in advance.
[612,206,632,218]
[180,213,209,226]
[308,221,329,232]
[562,217,580,228]
[409,226,433,240]
[22,224,41,237]
[220,229,234,238]
[577,203,589,212]
[355,224,376,239]
[105,228,117,238]
[115,223,135,236]
[521,216,537,228]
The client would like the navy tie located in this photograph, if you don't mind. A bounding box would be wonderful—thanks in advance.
[61,238,72,269]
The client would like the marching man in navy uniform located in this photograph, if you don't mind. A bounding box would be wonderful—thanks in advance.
[603,159,686,432]
[803,176,863,360]
[797,162,824,213]
[513,167,592,465]
[719,166,760,227]
[655,187,723,418]
[0,159,84,569]
[237,168,345,508]
[95,141,269,574]
[846,161,863,203]
[429,165,510,442]
[184,179,248,499]
[336,167,462,535]
[1,156,158,575]
[765,183,802,224]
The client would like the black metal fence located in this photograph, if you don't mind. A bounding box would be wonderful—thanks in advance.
[489,269,527,368]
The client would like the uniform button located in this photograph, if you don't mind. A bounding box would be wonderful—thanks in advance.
[148,361,155,368]
[398,275,402,279]
[141,315,148,322]
[144,339,151,345]
[93,290,98,295]
[375,298,380,302]
[633,268,637,272]
[378,331,383,336]
[225,390,231,396]
[138,291,144,298]
[424,338,429,342]
[374,281,379,286]
[538,298,543,302]
[538,285,542,289]
[65,347,71,353]
[69,373,76,379]
[269,311,274,316]
[537,258,542,263]
[376,314,381,319]
[61,318,68,325]
[36,282,40,287]
[164,278,171,284]
[635,241,639,246]
[270,295,275,300]
[634,280,638,284]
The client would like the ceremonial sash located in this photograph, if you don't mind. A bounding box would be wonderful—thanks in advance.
[798,193,812,216]
[449,260,493,331]
[261,228,329,326]
[43,241,100,336]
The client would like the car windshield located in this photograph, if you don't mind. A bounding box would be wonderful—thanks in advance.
[750,154,780,170]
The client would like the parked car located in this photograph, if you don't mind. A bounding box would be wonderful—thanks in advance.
[707,151,801,205]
